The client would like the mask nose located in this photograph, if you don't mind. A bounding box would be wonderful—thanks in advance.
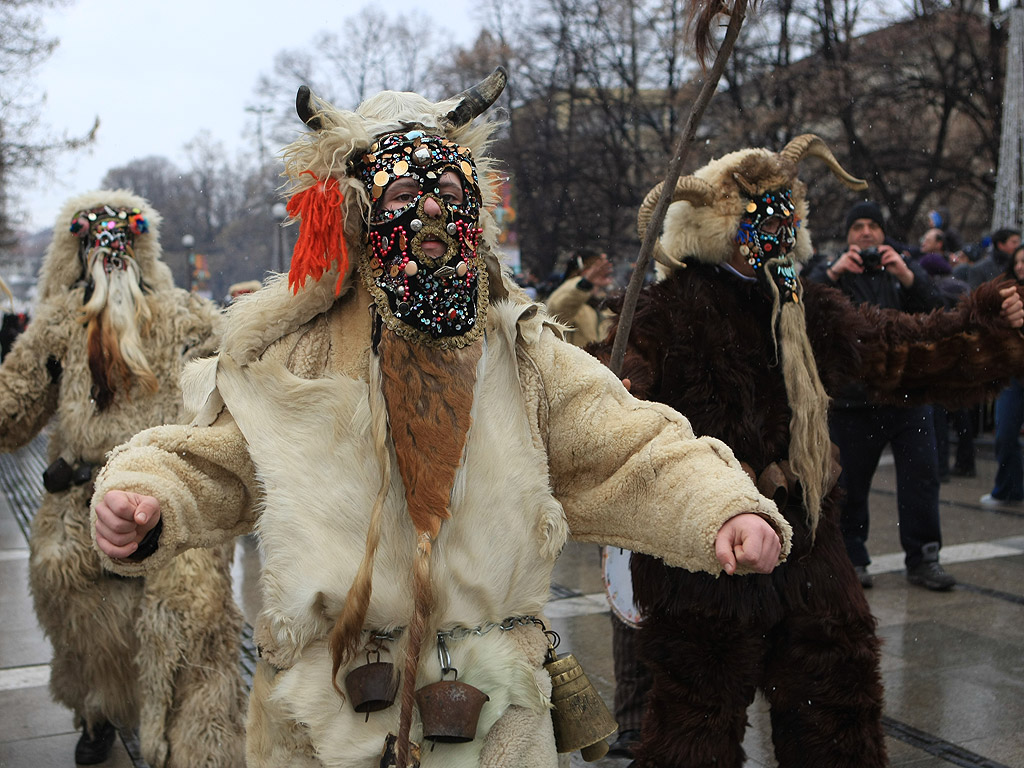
[423,196,442,218]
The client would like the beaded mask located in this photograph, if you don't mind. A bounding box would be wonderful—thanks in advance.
[70,204,149,278]
[735,188,801,303]
[354,130,488,348]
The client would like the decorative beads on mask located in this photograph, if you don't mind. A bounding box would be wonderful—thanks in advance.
[736,188,802,303]
[354,130,488,348]
[70,205,148,275]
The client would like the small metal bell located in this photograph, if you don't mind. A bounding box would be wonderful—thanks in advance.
[345,650,399,716]
[545,646,618,762]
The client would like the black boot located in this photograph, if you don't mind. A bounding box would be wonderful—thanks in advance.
[74,720,117,765]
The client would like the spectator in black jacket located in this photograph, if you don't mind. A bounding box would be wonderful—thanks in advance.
[809,201,954,590]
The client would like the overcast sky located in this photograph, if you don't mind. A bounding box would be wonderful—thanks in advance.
[19,0,480,233]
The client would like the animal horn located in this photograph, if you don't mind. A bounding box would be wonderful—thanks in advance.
[732,172,758,198]
[637,177,716,268]
[637,177,716,241]
[780,134,867,191]
[441,67,509,130]
[296,85,323,131]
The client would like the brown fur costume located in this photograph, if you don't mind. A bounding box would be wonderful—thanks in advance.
[599,258,1024,768]
[0,190,245,768]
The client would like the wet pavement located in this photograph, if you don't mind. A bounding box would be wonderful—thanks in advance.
[1,431,1023,767]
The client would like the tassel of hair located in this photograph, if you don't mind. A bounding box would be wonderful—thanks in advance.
[328,355,393,694]
[396,533,433,768]
[779,298,831,536]
[286,171,349,295]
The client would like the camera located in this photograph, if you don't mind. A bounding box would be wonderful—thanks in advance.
[858,247,883,270]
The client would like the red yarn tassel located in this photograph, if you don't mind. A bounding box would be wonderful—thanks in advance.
[286,171,349,295]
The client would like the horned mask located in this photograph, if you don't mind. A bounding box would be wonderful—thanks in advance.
[639,135,867,534]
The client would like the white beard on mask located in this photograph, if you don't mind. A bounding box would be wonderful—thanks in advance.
[79,252,158,409]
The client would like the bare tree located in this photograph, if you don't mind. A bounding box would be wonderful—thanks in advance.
[487,0,699,277]
[252,7,447,156]
[0,0,97,254]
[705,0,1009,246]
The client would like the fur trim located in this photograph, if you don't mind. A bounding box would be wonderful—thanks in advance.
[221,268,348,365]
[36,189,173,301]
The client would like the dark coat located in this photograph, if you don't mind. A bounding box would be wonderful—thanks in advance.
[590,261,1024,768]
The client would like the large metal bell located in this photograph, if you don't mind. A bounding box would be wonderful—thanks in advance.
[545,650,618,762]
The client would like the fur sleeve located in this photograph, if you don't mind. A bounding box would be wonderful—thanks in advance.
[847,279,1024,407]
[535,329,791,575]
[545,276,591,327]
[0,301,65,451]
[91,409,259,575]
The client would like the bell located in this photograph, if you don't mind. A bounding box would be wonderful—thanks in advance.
[415,679,490,743]
[545,649,618,762]
[346,652,400,714]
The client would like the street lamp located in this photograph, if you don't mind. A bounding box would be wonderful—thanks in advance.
[271,202,288,273]
[181,234,195,291]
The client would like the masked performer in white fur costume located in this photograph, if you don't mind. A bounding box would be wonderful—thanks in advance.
[0,190,246,767]
[594,127,1024,768]
[91,70,794,768]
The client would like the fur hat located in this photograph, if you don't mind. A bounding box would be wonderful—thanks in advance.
[36,189,172,302]
[844,201,886,235]
[639,135,866,269]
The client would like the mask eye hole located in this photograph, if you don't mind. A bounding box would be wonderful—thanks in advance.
[760,216,784,235]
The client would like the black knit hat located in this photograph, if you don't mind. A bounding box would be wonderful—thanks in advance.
[844,201,886,235]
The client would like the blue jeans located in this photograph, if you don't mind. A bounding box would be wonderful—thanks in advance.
[991,379,1024,500]
[830,404,942,569]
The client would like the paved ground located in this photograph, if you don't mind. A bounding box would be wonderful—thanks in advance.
[1,430,1023,767]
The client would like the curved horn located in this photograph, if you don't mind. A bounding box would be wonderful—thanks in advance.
[637,177,717,242]
[732,172,758,198]
[637,177,717,268]
[441,67,509,130]
[296,86,323,131]
[780,134,867,191]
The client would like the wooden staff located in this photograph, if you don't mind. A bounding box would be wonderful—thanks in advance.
[609,0,750,375]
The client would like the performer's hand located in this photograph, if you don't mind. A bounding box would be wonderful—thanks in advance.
[998,285,1024,328]
[95,490,162,559]
[581,253,614,289]
[715,513,781,575]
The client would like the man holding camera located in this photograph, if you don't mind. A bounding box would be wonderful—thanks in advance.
[809,201,953,590]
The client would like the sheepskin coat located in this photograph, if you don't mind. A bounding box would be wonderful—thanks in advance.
[545,276,613,349]
[0,191,245,768]
[93,263,792,768]
[601,261,1024,768]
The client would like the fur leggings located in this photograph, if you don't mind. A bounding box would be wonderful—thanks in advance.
[630,507,887,768]
[28,488,246,768]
